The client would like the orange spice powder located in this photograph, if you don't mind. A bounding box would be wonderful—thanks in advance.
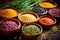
[39,17,55,25]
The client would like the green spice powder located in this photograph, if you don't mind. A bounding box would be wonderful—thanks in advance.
[24,25,40,35]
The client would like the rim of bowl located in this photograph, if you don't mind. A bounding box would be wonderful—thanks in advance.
[38,1,57,9]
[22,23,43,36]
[30,7,48,15]
[18,12,39,24]
[39,15,56,25]
[0,18,21,31]
[49,8,60,17]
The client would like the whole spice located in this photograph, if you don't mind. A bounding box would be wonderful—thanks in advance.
[31,7,46,14]
[0,9,18,18]
[39,17,55,25]
[39,2,55,8]
[24,25,40,35]
[0,20,18,31]
[19,14,36,22]
[49,8,60,17]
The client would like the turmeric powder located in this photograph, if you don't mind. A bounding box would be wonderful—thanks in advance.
[39,2,55,8]
[0,9,18,18]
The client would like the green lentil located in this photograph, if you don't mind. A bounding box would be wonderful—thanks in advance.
[24,25,40,35]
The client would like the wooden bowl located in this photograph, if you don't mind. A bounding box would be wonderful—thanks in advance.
[0,18,21,36]
[22,23,43,39]
[18,12,39,24]
[30,7,47,15]
[48,8,60,23]
[39,15,56,30]
[38,1,57,9]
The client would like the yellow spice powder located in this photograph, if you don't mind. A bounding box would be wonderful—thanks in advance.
[0,9,18,18]
[39,2,55,8]
[19,14,36,22]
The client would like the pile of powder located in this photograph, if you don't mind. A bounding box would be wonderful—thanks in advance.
[49,8,60,17]
[39,2,55,8]
[39,17,55,25]
[0,9,18,18]
[0,20,18,31]
[19,14,36,22]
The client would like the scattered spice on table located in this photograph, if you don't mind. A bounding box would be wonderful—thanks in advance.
[39,2,55,8]
[24,25,40,35]
[0,9,18,18]
[0,20,18,31]
[31,7,46,14]
[49,8,60,17]
[19,14,36,22]
[39,17,55,25]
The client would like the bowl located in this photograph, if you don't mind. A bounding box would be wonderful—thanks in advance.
[22,23,43,39]
[18,12,39,24]
[48,8,60,23]
[30,7,47,15]
[39,1,57,9]
[39,15,56,30]
[0,18,21,36]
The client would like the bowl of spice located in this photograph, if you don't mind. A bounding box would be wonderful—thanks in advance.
[39,1,57,9]
[0,8,18,19]
[30,7,47,15]
[39,15,56,30]
[0,19,21,36]
[49,8,60,22]
[22,23,43,39]
[18,12,39,24]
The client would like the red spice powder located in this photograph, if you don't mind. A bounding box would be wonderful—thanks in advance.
[39,17,55,25]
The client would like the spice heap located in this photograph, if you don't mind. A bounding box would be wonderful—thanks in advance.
[19,14,36,22]
[0,9,18,18]
[24,25,40,35]
[0,20,18,31]
[39,17,55,25]
[31,7,46,14]
[49,8,60,17]
[39,2,55,8]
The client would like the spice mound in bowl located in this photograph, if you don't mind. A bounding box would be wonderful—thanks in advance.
[0,9,18,18]
[24,25,40,35]
[0,20,18,31]
[39,17,55,25]
[49,8,60,17]
[22,23,42,39]
[0,19,21,36]
[18,12,39,23]
[39,15,56,30]
[30,7,47,15]
[20,14,36,22]
[39,1,57,8]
